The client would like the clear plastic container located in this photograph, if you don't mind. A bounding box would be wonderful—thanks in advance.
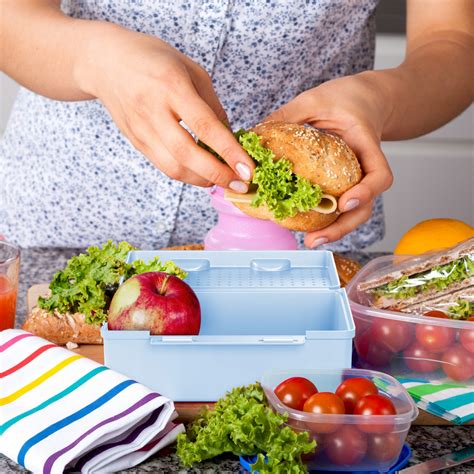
[347,255,474,385]
[262,368,418,472]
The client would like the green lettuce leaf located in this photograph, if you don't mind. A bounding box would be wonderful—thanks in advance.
[447,299,474,320]
[176,383,315,472]
[38,240,187,325]
[372,255,474,300]
[236,130,323,220]
[199,129,323,220]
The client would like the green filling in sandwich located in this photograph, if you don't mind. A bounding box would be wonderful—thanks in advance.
[201,130,323,220]
[447,299,474,320]
[372,254,474,300]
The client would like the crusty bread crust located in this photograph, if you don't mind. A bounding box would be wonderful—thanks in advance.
[358,237,474,292]
[333,254,361,287]
[231,121,361,232]
[23,307,103,345]
[251,121,362,196]
[233,200,338,232]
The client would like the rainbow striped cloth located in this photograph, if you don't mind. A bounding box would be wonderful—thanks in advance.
[397,377,474,424]
[0,329,184,473]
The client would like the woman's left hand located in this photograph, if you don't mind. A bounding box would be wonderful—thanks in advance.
[265,73,394,248]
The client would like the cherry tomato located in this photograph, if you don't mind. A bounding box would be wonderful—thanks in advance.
[367,433,402,463]
[335,378,379,414]
[274,377,318,411]
[424,310,449,319]
[460,327,474,353]
[354,394,396,433]
[325,425,367,466]
[370,318,414,353]
[303,392,345,433]
[403,341,441,373]
[416,323,456,352]
[442,344,474,381]
[354,313,372,335]
[355,330,393,367]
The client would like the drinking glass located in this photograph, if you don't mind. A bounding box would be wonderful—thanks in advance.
[0,241,20,330]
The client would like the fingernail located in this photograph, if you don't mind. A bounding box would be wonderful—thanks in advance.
[343,199,360,212]
[229,180,248,193]
[236,162,251,181]
[311,237,328,249]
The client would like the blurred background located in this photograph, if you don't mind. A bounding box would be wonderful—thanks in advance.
[1,0,472,252]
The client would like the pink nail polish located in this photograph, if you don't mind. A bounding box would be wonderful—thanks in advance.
[236,162,251,181]
[311,237,328,248]
[229,180,248,193]
[343,199,360,212]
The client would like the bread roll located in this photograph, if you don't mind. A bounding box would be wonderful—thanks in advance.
[229,121,362,232]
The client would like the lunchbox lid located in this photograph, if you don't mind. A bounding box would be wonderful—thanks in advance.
[126,250,341,290]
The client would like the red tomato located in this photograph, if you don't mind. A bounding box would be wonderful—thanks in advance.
[442,344,474,381]
[424,310,449,319]
[303,392,345,434]
[355,330,393,367]
[403,341,441,373]
[416,323,456,352]
[354,314,372,335]
[325,425,367,466]
[274,377,318,411]
[367,433,403,463]
[460,326,474,353]
[335,378,379,414]
[370,318,414,353]
[354,394,396,433]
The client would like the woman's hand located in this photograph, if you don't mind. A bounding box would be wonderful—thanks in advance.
[75,23,254,190]
[265,73,394,248]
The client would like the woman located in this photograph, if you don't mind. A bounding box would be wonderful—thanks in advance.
[0,0,472,250]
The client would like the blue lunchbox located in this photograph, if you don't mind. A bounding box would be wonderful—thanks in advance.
[102,250,355,401]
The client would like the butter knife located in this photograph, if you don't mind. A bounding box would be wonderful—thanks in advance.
[399,446,474,473]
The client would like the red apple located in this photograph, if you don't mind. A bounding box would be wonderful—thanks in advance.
[107,272,201,335]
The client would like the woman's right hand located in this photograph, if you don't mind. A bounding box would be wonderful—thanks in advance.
[75,23,253,190]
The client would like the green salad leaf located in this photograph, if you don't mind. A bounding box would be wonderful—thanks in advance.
[38,240,187,325]
[176,383,315,473]
[236,130,323,220]
[199,129,323,220]
[373,255,474,300]
[447,299,474,320]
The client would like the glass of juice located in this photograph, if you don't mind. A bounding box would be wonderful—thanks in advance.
[0,241,20,331]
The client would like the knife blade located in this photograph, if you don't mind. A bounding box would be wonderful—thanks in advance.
[399,446,474,473]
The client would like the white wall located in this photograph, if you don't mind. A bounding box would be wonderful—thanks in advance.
[1,35,473,251]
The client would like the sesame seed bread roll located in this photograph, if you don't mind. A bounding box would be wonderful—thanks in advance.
[227,121,362,232]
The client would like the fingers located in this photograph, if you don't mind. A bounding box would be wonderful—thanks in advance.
[336,128,393,213]
[304,202,374,248]
[264,92,312,124]
[171,89,255,181]
[189,65,230,127]
[157,110,249,191]
[112,105,212,187]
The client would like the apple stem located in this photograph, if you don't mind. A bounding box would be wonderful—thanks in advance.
[159,275,170,295]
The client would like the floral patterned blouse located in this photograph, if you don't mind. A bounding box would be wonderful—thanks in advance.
[0,0,383,250]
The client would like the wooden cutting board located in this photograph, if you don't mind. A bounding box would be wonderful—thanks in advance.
[26,284,470,426]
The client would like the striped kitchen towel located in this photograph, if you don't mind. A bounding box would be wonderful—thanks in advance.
[0,329,185,474]
[397,377,473,424]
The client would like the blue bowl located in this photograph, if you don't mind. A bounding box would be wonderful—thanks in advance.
[239,443,412,474]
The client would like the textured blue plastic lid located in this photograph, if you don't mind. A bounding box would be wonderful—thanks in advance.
[239,444,412,473]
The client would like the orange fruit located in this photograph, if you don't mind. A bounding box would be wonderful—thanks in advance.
[394,219,474,255]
